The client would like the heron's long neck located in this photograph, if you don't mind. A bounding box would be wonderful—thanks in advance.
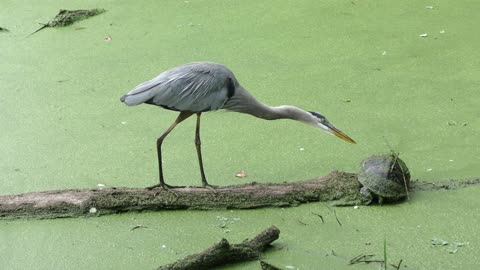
[224,86,313,123]
[250,103,311,122]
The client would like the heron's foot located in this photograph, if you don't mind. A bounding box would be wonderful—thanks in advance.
[202,183,218,191]
[145,183,185,190]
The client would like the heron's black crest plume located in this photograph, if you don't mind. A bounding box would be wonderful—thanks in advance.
[226,77,236,99]
[309,111,325,119]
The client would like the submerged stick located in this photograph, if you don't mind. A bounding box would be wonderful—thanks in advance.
[0,171,365,220]
[260,261,282,270]
[28,9,105,37]
[157,226,280,270]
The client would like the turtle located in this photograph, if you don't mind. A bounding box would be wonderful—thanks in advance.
[358,154,410,204]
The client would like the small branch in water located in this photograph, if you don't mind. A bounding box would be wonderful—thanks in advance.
[157,226,280,270]
[260,261,282,270]
[27,9,106,37]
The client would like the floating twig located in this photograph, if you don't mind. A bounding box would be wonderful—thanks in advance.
[326,205,342,226]
[391,259,403,269]
[311,212,324,223]
[130,225,148,231]
[349,254,380,264]
[260,261,282,270]
[296,220,307,226]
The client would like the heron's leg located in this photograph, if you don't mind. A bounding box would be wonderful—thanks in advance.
[195,113,214,188]
[147,111,194,190]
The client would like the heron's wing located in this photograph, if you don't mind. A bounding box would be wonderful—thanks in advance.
[121,62,235,112]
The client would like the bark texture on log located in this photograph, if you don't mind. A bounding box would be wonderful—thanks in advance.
[1,172,478,220]
[0,171,365,220]
[157,226,280,270]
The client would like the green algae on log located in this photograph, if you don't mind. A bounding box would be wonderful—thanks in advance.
[0,171,368,220]
[28,9,106,36]
[157,226,280,270]
[1,171,479,220]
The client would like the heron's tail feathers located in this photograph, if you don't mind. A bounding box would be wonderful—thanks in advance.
[120,93,148,106]
[120,87,154,106]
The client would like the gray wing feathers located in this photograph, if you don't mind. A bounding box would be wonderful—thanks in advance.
[121,62,234,112]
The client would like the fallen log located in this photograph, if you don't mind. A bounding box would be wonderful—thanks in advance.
[0,171,366,220]
[157,226,280,270]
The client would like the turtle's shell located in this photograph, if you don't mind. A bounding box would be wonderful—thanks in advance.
[358,154,410,200]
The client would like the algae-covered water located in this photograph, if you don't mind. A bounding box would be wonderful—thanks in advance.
[1,0,479,269]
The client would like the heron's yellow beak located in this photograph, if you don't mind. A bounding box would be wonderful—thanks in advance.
[319,122,356,144]
[329,125,356,144]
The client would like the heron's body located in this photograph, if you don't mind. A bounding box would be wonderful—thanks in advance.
[121,62,355,189]
[121,62,237,111]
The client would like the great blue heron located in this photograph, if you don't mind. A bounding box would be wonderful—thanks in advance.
[120,62,356,189]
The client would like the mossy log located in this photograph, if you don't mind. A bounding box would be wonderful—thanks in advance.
[2,168,479,220]
[157,226,280,270]
[0,171,366,220]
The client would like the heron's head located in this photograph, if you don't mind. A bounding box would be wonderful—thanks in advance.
[309,111,356,144]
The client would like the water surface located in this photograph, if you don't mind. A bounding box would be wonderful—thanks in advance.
[1,0,479,269]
